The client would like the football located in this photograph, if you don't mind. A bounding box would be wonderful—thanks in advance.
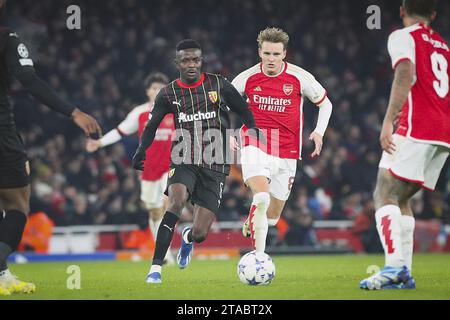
[237,251,276,285]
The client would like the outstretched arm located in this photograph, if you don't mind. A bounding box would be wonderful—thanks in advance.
[6,32,101,137]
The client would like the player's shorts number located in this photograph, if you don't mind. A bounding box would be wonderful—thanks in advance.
[431,51,449,98]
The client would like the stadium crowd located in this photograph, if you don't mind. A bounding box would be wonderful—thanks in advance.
[3,0,449,246]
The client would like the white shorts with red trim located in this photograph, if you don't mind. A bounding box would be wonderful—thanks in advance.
[240,145,297,201]
[140,172,168,209]
[379,134,449,191]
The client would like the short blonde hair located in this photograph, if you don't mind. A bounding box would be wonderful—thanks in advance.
[257,27,289,50]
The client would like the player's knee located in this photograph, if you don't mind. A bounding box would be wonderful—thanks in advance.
[191,228,208,243]
[168,196,187,216]
[252,192,270,211]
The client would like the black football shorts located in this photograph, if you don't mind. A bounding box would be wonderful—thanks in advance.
[165,164,226,214]
[0,130,30,188]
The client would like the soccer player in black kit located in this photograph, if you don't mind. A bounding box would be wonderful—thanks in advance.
[132,39,263,283]
[0,0,102,295]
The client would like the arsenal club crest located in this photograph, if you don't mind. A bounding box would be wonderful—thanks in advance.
[208,91,218,104]
[283,84,294,96]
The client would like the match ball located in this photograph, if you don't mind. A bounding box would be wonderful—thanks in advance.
[237,251,275,285]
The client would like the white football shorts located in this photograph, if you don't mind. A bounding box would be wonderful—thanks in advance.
[379,134,449,191]
[140,172,168,210]
[240,145,297,201]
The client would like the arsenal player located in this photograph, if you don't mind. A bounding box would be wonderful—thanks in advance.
[360,0,449,290]
[232,27,333,253]
[86,72,175,264]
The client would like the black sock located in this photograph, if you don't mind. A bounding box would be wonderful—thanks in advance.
[0,210,27,272]
[0,242,12,272]
[152,211,179,266]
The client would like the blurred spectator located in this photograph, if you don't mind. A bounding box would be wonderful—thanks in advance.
[351,200,383,253]
[284,208,317,246]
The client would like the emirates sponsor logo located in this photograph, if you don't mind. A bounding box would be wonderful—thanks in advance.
[253,94,291,113]
[283,84,294,96]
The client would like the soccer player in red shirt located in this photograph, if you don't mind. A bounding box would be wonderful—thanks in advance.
[232,27,333,253]
[86,73,176,264]
[360,0,449,290]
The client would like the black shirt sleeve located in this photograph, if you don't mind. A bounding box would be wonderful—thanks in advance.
[220,76,256,129]
[5,32,75,117]
[140,91,171,150]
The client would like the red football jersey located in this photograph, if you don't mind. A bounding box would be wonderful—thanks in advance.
[138,105,174,181]
[388,23,450,147]
[232,62,327,159]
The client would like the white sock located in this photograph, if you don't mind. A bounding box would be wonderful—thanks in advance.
[375,205,404,268]
[249,192,270,253]
[149,265,161,274]
[400,215,415,272]
[268,217,279,227]
[149,218,161,240]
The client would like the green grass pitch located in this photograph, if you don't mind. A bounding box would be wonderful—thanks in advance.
[2,253,450,300]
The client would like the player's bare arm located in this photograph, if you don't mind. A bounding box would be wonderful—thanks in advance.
[381,60,414,154]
